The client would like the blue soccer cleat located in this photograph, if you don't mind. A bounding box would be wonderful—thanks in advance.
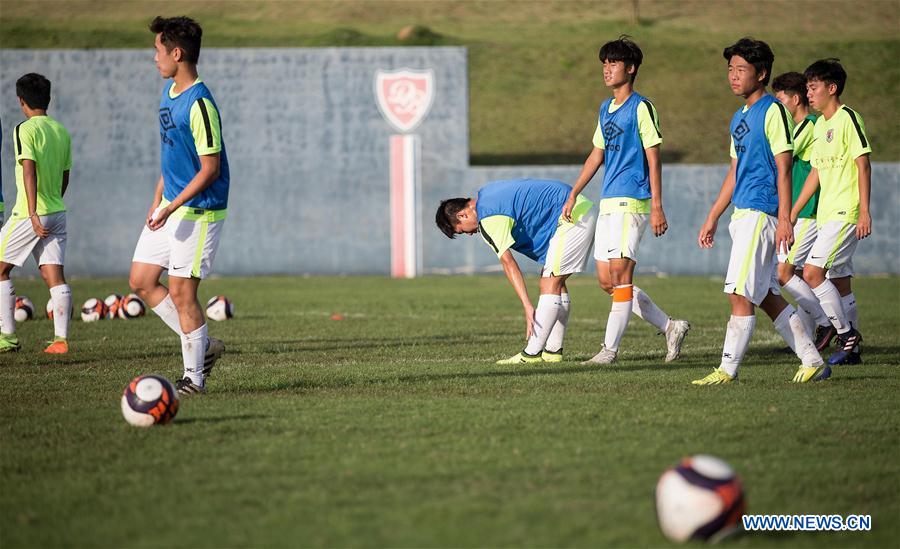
[827,328,862,365]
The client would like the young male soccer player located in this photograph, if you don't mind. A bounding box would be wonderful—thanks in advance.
[564,36,689,365]
[129,16,228,394]
[771,72,834,349]
[694,38,826,385]
[0,73,73,354]
[436,178,598,363]
[791,59,871,366]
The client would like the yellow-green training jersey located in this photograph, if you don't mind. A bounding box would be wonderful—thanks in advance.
[12,115,71,217]
[810,106,871,225]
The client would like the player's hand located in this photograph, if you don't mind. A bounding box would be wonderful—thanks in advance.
[147,205,172,231]
[775,218,794,256]
[698,218,717,249]
[561,195,576,223]
[651,207,668,237]
[523,305,535,341]
[145,203,161,226]
[30,215,49,238]
[856,212,872,240]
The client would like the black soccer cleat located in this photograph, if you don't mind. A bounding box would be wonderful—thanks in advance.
[828,328,863,366]
[814,324,837,351]
[175,377,206,396]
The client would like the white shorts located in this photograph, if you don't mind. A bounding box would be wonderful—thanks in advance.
[132,209,225,280]
[778,217,818,268]
[806,220,857,279]
[594,211,649,262]
[542,202,598,277]
[0,211,67,267]
[724,209,781,306]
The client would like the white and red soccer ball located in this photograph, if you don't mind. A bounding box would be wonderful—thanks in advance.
[118,293,146,319]
[655,454,745,543]
[14,296,35,322]
[81,298,108,322]
[104,294,123,319]
[205,295,234,321]
[121,374,179,427]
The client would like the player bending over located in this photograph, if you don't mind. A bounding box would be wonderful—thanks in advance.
[436,178,597,364]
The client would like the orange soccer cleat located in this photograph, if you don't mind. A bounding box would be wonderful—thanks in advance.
[44,339,69,354]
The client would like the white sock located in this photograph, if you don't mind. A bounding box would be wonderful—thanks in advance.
[783,275,829,327]
[773,305,823,367]
[720,315,755,377]
[181,323,209,386]
[604,284,633,352]
[841,292,858,330]
[151,294,183,335]
[812,280,850,333]
[544,292,570,353]
[524,294,561,356]
[0,280,15,335]
[49,284,71,340]
[632,286,670,331]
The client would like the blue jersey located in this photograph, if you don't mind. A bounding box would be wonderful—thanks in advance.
[598,92,655,200]
[476,179,571,263]
[159,80,230,210]
[730,94,791,216]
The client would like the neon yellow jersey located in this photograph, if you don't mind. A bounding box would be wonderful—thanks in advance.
[169,78,224,156]
[12,116,71,217]
[479,215,516,258]
[592,99,661,150]
[730,102,793,158]
[811,106,872,225]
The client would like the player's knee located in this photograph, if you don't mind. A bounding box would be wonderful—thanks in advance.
[802,267,822,287]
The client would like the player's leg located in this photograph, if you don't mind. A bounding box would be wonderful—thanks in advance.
[542,280,569,361]
[759,289,828,382]
[33,213,71,354]
[130,223,181,334]
[0,262,18,352]
[497,274,569,365]
[828,259,860,364]
[778,218,832,345]
[0,216,44,352]
[603,256,636,358]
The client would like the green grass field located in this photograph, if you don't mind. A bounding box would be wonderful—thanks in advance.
[1,275,898,547]
[1,0,898,164]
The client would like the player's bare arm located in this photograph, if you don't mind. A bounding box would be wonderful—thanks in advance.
[149,153,220,230]
[790,167,820,223]
[698,158,737,249]
[773,151,794,254]
[855,154,872,239]
[646,144,667,236]
[499,249,535,340]
[564,147,604,221]
[21,159,49,238]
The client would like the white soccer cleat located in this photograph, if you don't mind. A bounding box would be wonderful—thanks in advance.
[665,319,690,362]
[581,345,617,365]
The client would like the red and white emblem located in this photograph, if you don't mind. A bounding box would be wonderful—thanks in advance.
[375,69,435,133]
[826,128,834,143]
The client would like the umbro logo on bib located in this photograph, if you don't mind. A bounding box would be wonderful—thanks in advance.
[603,121,624,142]
[732,120,750,141]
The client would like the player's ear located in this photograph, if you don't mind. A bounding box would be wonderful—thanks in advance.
[626,64,636,75]
[827,82,838,96]
[172,46,183,63]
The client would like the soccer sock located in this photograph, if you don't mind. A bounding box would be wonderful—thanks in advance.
[603,284,633,352]
[632,286,670,332]
[0,280,15,335]
[151,294,183,335]
[773,305,822,367]
[181,323,209,386]
[49,284,72,340]
[720,315,755,377]
[544,292,570,353]
[783,275,830,327]
[812,280,850,334]
[841,292,859,330]
[524,294,561,356]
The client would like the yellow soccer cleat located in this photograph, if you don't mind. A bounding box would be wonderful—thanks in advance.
[0,334,20,353]
[541,349,563,363]
[496,351,543,365]
[692,367,735,385]
[792,364,832,383]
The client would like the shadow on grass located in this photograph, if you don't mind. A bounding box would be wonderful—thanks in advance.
[175,414,268,425]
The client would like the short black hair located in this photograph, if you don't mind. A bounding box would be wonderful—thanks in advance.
[772,71,809,106]
[599,35,643,83]
[435,198,470,239]
[723,37,775,85]
[804,58,846,97]
[16,73,51,110]
[150,16,203,64]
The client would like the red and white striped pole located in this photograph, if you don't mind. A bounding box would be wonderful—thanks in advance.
[389,134,420,278]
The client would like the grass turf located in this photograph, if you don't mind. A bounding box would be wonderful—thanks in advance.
[1,275,898,547]
[1,0,897,164]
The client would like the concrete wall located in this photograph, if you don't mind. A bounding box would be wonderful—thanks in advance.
[1,48,898,277]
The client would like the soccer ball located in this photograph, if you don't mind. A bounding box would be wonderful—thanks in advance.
[45,297,74,320]
[104,294,123,319]
[205,295,234,321]
[81,298,108,322]
[121,374,180,427]
[118,293,146,319]
[14,296,35,322]
[655,454,745,543]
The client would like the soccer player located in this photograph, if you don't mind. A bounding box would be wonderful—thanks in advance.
[128,16,228,394]
[436,178,598,363]
[694,38,826,385]
[564,36,689,365]
[791,59,871,366]
[771,72,834,349]
[0,73,73,354]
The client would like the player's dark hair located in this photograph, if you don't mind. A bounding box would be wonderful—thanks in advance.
[772,72,809,106]
[723,37,775,85]
[15,73,51,110]
[150,16,203,64]
[435,198,471,239]
[599,35,643,83]
[804,58,846,97]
